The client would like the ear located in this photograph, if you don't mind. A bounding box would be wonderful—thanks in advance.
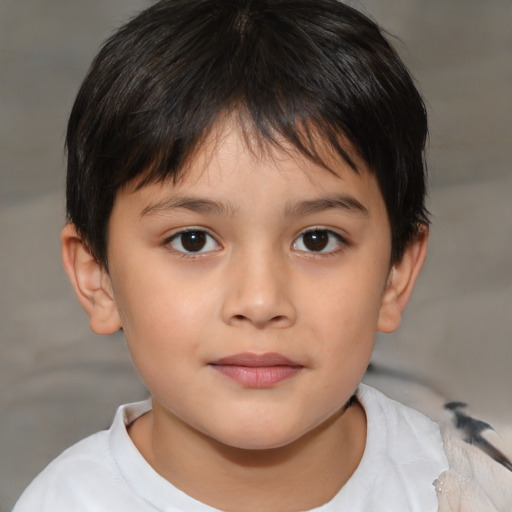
[61,223,122,335]
[377,225,428,334]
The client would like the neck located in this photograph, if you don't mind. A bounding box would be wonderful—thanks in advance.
[129,398,366,512]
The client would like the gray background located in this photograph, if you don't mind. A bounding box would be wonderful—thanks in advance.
[1,1,511,510]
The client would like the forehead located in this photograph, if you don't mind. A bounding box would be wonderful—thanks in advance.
[136,117,375,194]
[118,121,388,228]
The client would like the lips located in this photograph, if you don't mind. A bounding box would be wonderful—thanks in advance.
[209,352,303,388]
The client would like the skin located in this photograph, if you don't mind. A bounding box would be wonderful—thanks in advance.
[62,121,428,511]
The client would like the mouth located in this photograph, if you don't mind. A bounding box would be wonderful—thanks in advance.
[209,352,304,388]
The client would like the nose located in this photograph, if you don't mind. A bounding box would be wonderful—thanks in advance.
[221,248,297,329]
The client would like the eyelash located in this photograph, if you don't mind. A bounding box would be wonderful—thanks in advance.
[292,228,349,256]
[164,228,221,258]
[164,227,349,257]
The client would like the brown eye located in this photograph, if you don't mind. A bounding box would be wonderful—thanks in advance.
[302,230,329,251]
[181,231,206,251]
[293,229,345,253]
[168,230,219,254]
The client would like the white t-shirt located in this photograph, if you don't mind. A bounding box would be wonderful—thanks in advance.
[13,384,448,512]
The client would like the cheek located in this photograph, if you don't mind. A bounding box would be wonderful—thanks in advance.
[116,282,206,397]
[307,269,385,372]
[313,269,386,333]
[110,263,216,370]
[113,251,217,326]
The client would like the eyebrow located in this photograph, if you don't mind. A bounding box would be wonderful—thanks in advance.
[284,195,369,217]
[140,196,237,218]
[140,194,368,219]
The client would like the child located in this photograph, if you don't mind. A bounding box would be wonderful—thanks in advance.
[12,0,512,511]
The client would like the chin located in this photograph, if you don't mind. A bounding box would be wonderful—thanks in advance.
[209,420,307,452]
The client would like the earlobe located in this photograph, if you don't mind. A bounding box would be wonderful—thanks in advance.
[61,224,122,335]
[377,226,429,334]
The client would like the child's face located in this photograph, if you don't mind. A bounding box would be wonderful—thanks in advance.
[91,123,416,450]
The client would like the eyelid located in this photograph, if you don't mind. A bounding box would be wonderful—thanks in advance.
[164,227,222,255]
[292,227,349,254]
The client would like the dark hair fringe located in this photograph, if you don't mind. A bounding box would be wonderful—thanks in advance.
[66,0,429,266]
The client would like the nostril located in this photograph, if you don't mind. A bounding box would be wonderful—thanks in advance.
[223,298,297,328]
[230,313,289,327]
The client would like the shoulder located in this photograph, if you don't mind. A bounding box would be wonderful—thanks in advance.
[12,401,152,512]
[358,382,512,512]
[358,383,448,460]
[337,384,449,512]
[435,410,512,512]
[12,430,121,512]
